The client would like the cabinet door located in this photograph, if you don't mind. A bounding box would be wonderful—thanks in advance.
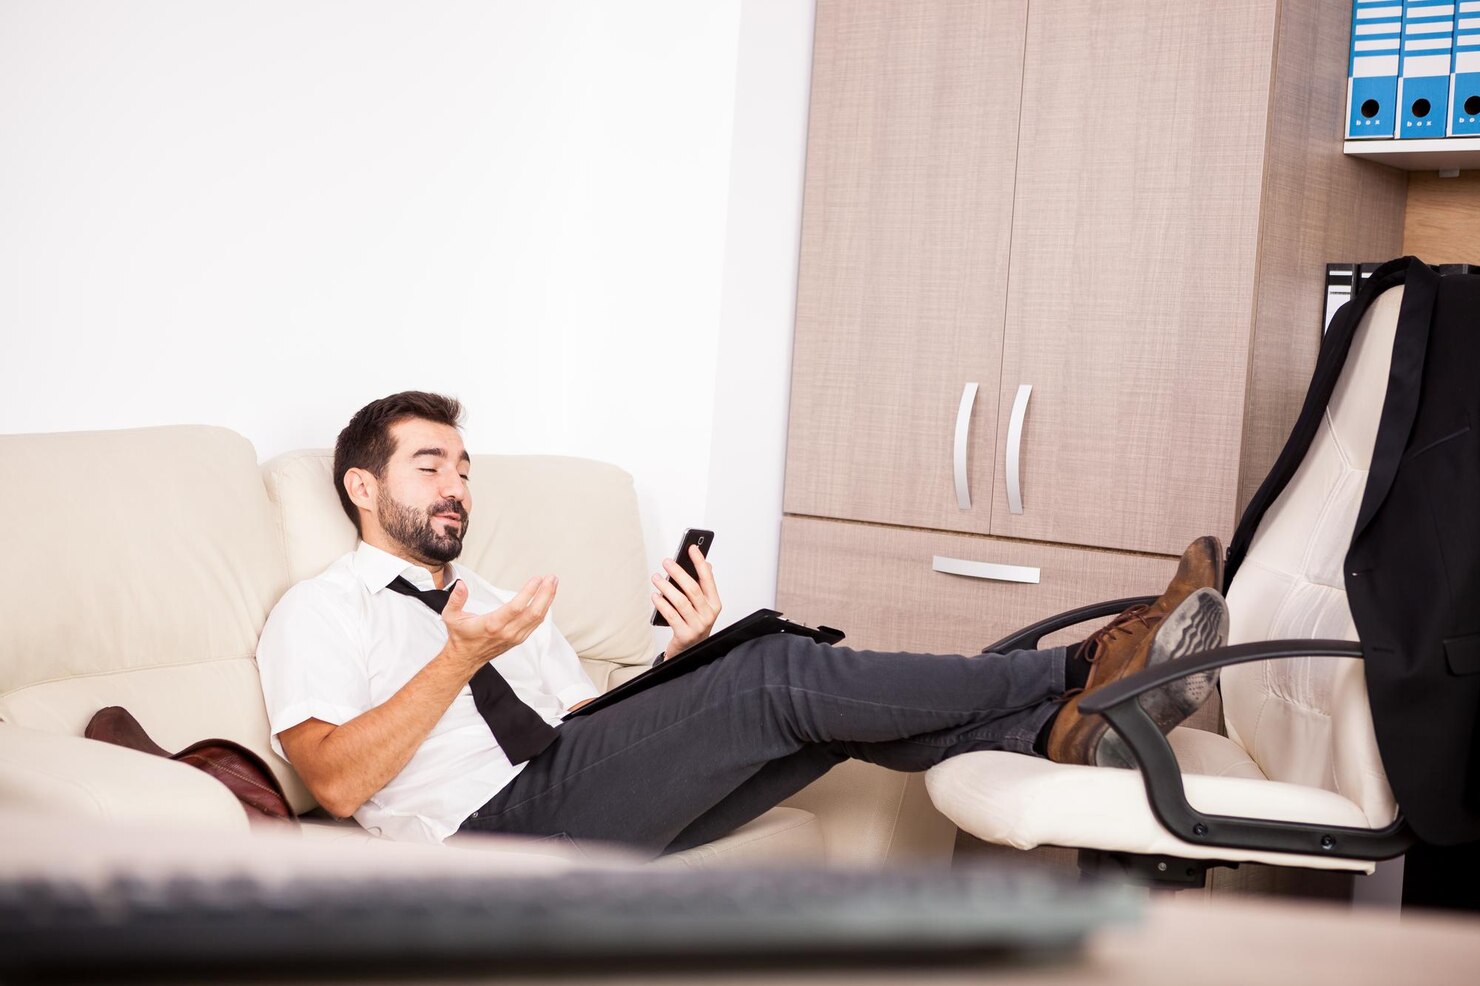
[776,516,1175,657]
[783,0,1027,534]
[988,0,1275,555]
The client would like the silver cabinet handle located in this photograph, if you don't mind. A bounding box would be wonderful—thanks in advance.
[953,382,979,510]
[1005,383,1032,515]
[931,555,1041,584]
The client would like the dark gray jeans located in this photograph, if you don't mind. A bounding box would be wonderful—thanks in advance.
[458,634,1065,856]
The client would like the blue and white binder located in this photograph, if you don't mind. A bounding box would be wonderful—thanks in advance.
[1450,1,1480,135]
[1348,1,1405,137]
[1398,0,1456,137]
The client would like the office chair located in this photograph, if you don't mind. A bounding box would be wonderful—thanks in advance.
[925,280,1417,888]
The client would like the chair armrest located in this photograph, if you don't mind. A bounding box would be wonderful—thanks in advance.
[982,596,1156,654]
[1077,640,1411,861]
[0,723,250,831]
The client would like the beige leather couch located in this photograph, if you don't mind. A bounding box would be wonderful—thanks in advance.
[0,425,954,867]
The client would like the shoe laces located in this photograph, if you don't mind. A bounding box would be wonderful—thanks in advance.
[1082,604,1160,664]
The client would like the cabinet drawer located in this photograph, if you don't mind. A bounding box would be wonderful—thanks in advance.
[777,516,1177,657]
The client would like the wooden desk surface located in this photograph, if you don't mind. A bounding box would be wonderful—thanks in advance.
[406,895,1479,986]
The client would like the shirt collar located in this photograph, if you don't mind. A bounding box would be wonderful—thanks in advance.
[353,541,461,594]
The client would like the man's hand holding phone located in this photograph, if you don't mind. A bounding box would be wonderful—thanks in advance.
[653,531,722,660]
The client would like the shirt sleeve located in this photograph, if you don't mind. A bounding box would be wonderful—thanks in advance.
[532,618,600,710]
[254,581,372,760]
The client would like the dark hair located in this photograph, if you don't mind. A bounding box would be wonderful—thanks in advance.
[333,391,464,534]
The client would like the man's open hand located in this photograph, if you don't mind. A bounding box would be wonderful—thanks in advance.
[441,575,558,675]
[655,545,723,660]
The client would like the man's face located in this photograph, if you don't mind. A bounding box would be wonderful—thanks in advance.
[374,418,473,566]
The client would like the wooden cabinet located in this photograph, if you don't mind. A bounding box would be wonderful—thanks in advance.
[784,0,1027,536]
[779,517,1176,656]
[781,0,1407,642]
[989,0,1274,555]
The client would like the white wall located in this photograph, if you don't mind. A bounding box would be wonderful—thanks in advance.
[705,0,815,618]
[0,0,815,628]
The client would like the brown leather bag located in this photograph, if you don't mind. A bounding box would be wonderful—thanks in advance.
[84,706,296,830]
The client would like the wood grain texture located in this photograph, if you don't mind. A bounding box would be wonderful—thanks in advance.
[989,0,1274,556]
[776,516,1177,658]
[1403,171,1480,264]
[777,515,1222,732]
[1236,0,1407,516]
[784,0,1028,534]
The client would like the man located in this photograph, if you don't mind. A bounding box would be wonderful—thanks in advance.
[256,391,1225,853]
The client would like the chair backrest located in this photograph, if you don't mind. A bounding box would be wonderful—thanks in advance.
[1221,286,1402,827]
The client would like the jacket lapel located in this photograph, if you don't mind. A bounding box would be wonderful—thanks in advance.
[1353,258,1440,542]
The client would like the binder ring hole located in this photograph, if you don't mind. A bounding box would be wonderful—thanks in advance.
[1466,96,1480,116]
[1412,98,1431,119]
[1360,99,1380,119]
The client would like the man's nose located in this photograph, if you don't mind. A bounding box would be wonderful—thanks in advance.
[440,473,468,501]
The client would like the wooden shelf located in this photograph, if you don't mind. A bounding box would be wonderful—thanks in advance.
[1344,137,1480,172]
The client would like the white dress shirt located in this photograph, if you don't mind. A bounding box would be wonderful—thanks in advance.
[255,541,599,844]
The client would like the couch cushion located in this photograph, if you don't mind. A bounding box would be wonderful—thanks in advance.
[0,723,250,831]
[925,730,1376,873]
[302,805,823,869]
[262,450,655,667]
[654,808,825,868]
[0,426,299,797]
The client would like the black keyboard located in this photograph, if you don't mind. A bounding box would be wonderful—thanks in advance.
[0,863,1138,980]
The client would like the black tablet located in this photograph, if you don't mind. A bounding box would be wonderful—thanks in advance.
[563,609,845,719]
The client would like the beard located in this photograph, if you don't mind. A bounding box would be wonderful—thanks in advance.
[379,493,467,565]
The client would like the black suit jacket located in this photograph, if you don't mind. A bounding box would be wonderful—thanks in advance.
[1227,257,1480,846]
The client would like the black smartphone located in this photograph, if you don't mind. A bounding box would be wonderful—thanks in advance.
[651,528,715,627]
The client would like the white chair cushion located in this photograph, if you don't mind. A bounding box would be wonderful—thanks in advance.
[262,450,656,667]
[925,730,1376,872]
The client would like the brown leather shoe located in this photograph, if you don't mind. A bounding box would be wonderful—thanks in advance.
[1141,535,1224,623]
[1045,536,1224,766]
[1047,587,1227,767]
[1066,535,1223,686]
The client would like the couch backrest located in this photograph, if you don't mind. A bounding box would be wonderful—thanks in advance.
[0,426,658,815]
[260,449,657,686]
[0,425,298,793]
[1222,286,1400,827]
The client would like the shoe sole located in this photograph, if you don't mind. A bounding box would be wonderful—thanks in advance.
[1094,588,1228,769]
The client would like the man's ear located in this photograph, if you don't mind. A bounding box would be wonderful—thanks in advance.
[343,467,377,516]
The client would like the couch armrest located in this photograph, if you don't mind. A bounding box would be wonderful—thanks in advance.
[781,760,956,866]
[0,723,249,831]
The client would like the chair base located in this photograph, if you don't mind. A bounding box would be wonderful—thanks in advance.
[1077,848,1235,890]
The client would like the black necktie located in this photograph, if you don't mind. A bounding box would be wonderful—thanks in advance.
[385,575,557,764]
